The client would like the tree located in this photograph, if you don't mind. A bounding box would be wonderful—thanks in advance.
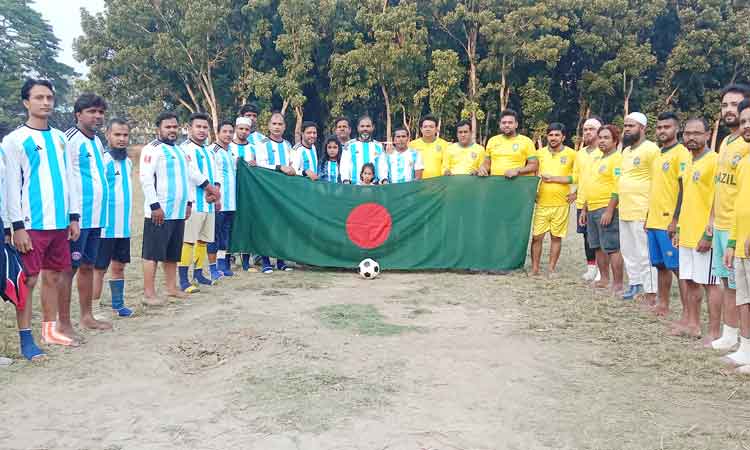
[413,49,465,137]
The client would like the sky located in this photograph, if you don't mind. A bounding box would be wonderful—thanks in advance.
[31,0,105,76]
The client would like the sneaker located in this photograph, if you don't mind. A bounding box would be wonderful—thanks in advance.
[594,268,601,282]
[0,356,13,367]
[262,265,274,274]
[622,284,643,300]
[582,265,597,281]
[114,306,134,318]
[276,262,293,272]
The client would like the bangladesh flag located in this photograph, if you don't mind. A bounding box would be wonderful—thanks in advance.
[230,162,539,271]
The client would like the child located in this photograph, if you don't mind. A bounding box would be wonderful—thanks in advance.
[319,135,342,183]
[360,163,376,185]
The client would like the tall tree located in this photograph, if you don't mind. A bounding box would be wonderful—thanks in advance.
[413,49,465,137]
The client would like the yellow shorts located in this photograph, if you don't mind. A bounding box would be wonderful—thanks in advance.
[533,205,569,238]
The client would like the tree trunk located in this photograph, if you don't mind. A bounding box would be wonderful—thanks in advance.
[382,84,392,147]
[711,118,720,152]
[281,99,290,115]
[468,28,478,140]
[575,102,589,150]
[294,105,303,145]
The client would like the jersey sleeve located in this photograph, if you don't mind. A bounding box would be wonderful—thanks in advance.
[292,145,304,175]
[139,144,161,209]
[64,135,83,219]
[611,155,622,197]
[525,140,538,161]
[730,160,747,245]
[340,145,353,183]
[0,146,8,229]
[677,147,690,178]
[414,151,425,171]
[3,134,25,229]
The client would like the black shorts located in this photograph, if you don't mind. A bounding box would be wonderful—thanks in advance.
[142,218,185,262]
[95,237,131,270]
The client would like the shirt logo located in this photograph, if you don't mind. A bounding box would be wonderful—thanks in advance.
[34,145,42,152]
[470,152,478,159]
[679,162,686,171]
[560,156,568,164]
[24,216,30,223]
[512,143,519,151]
[633,156,641,166]
[614,168,622,176]
[599,165,606,174]
[115,170,121,176]
[732,153,742,168]
[692,170,700,182]
[435,145,442,153]
[662,162,670,171]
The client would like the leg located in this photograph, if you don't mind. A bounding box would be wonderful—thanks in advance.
[178,242,199,293]
[530,234,544,275]
[41,270,78,346]
[594,249,610,288]
[93,268,105,302]
[192,241,215,286]
[654,267,673,317]
[164,261,187,299]
[609,250,624,293]
[686,281,703,336]
[17,274,44,360]
[705,284,726,347]
[78,263,111,330]
[548,236,563,274]
[108,260,132,317]
[55,270,75,336]
[142,259,158,299]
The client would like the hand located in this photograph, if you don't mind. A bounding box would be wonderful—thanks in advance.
[705,223,714,237]
[504,168,520,179]
[215,200,222,212]
[12,229,33,253]
[151,208,165,226]
[444,169,452,176]
[343,180,351,184]
[249,159,257,166]
[696,238,712,253]
[308,172,319,181]
[672,233,679,248]
[745,238,750,258]
[567,192,577,204]
[185,203,192,221]
[724,247,735,270]
[68,221,80,241]
[281,165,296,176]
[642,221,648,232]
[541,173,552,183]
[600,209,613,227]
[578,209,588,227]
[380,179,390,185]
[667,219,677,237]
[477,163,489,177]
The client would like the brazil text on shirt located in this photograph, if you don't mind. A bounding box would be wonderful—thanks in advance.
[212,143,237,212]
[293,143,319,176]
[139,139,208,220]
[181,140,223,213]
[2,125,77,231]
[340,140,384,184]
[101,151,133,238]
[65,127,109,229]
[714,134,750,231]
[377,148,425,183]
[253,137,293,169]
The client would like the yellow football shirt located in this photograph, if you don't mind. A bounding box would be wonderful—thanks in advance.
[573,146,603,209]
[409,137,450,179]
[678,149,718,249]
[537,146,577,207]
[441,142,485,175]
[583,150,622,211]
[618,139,659,221]
[730,156,750,257]
[714,134,750,231]
[485,134,537,176]
[645,143,690,230]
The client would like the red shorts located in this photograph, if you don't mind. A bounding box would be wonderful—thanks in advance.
[20,230,72,276]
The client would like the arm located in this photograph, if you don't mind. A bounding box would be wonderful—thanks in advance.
[139,144,165,224]
[414,152,425,180]
[669,178,683,236]
[4,136,32,252]
[65,138,83,224]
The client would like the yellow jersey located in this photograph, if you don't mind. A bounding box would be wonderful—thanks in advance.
[730,156,750,257]
[485,134,537,176]
[583,150,622,211]
[618,139,659,221]
[573,145,603,209]
[441,142,485,175]
[645,143,690,230]
[537,146,577,207]
[409,137,450,179]
[714,134,750,231]
[678,149,718,249]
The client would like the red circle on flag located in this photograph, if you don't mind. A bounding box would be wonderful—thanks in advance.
[346,203,392,249]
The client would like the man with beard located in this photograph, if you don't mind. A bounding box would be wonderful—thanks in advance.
[378,127,424,183]
[340,115,384,185]
[571,117,604,281]
[645,112,690,325]
[618,112,659,301]
[332,117,353,145]
[229,116,258,272]
[478,109,538,178]
[409,115,450,179]
[293,121,320,180]
[442,120,485,175]
[709,84,750,350]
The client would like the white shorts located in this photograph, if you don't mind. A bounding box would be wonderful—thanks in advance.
[736,258,750,306]
[183,212,215,244]
[679,247,720,285]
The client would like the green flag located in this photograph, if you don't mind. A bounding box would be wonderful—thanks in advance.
[230,162,539,271]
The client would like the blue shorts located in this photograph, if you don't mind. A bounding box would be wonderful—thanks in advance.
[208,211,235,254]
[711,229,736,289]
[95,237,131,270]
[647,228,679,270]
[70,228,101,268]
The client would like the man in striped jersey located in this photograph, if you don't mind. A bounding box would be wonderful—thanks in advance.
[61,94,112,335]
[249,112,296,273]
[229,116,257,272]
[93,118,134,317]
[239,103,266,144]
[293,121,319,180]
[4,79,80,359]
[179,113,224,291]
[340,115,384,185]
[377,128,424,184]
[209,120,237,277]
[140,112,219,305]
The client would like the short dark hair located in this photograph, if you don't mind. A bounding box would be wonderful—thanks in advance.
[269,111,285,122]
[657,111,680,124]
[239,103,260,115]
[721,83,750,102]
[499,109,519,122]
[218,119,234,130]
[357,114,373,126]
[738,99,750,116]
[547,122,566,134]
[393,126,409,136]
[333,116,350,128]
[106,117,129,130]
[74,94,107,114]
[419,114,438,128]
[301,121,317,132]
[455,119,472,131]
[685,117,710,132]
[188,112,211,125]
[21,78,54,101]
[155,111,178,127]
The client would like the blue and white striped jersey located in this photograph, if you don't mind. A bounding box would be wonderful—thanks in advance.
[340,140,384,184]
[65,127,108,229]
[139,139,208,220]
[181,140,222,214]
[319,161,340,183]
[293,143,318,176]
[248,131,265,145]
[252,137,293,169]
[101,151,133,238]
[212,144,236,212]
[230,141,253,164]
[377,148,424,184]
[2,125,76,231]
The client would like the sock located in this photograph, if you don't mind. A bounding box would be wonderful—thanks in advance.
[179,243,194,267]
[19,329,44,360]
[728,336,750,365]
[223,254,234,276]
[178,265,191,289]
[217,250,226,259]
[261,256,272,268]
[193,267,214,285]
[242,253,251,270]
[193,242,208,270]
[41,321,74,346]
[209,263,222,280]
[109,279,125,310]
[712,325,740,350]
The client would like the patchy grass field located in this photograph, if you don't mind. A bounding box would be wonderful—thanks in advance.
[1,150,750,449]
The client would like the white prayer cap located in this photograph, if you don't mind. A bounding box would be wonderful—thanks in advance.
[583,117,602,128]
[235,117,252,126]
[625,112,648,127]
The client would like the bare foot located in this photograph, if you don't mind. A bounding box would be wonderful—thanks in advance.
[167,290,188,300]
[592,280,609,290]
[530,270,541,277]
[669,323,701,338]
[547,271,560,280]
[80,315,113,331]
[611,284,625,297]
[652,305,669,317]
[54,323,85,344]
[699,335,723,349]
[142,296,166,306]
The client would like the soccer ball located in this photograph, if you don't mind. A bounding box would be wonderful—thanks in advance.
[358,258,380,279]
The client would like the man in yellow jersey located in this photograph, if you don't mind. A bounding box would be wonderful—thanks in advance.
[725,101,750,372]
[674,118,721,340]
[579,124,624,294]
[571,117,603,281]
[478,109,538,178]
[409,115,450,179]
[619,112,660,301]
[645,112,690,323]
[530,123,577,277]
[709,84,750,351]
[442,120,484,175]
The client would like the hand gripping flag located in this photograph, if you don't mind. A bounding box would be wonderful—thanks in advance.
[1,243,28,311]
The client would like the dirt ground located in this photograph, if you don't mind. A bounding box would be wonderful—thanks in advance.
[2,165,750,449]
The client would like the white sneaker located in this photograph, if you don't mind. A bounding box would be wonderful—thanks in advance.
[594,268,601,282]
[582,265,597,281]
[0,356,13,367]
